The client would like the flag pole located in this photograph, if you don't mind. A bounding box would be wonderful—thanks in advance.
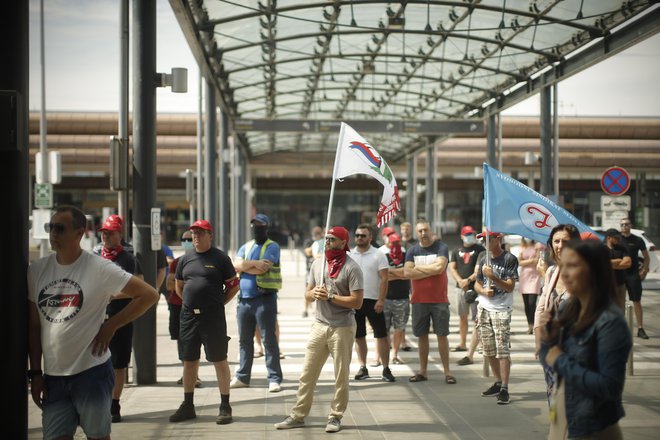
[319,122,347,285]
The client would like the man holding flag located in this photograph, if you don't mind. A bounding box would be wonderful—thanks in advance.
[474,231,519,405]
[275,226,363,433]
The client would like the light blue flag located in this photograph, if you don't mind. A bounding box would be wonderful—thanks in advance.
[483,163,601,243]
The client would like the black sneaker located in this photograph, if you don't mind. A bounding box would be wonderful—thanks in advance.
[169,402,196,422]
[354,366,369,380]
[216,404,232,425]
[497,388,510,405]
[638,328,649,339]
[381,367,396,382]
[481,382,502,397]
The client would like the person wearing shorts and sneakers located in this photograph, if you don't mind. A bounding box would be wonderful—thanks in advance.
[448,225,484,354]
[474,231,519,405]
[274,226,363,433]
[170,219,240,425]
[403,220,456,384]
[619,218,651,339]
[28,205,158,440]
[384,233,411,365]
[350,224,395,382]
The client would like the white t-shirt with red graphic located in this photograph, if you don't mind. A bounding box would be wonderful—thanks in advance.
[28,251,132,376]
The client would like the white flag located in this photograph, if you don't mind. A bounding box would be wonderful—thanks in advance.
[334,123,401,227]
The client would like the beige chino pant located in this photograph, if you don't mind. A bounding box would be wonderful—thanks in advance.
[290,321,356,421]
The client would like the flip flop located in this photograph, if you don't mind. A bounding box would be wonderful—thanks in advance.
[254,352,264,358]
[409,373,428,382]
[445,375,457,384]
[451,346,467,352]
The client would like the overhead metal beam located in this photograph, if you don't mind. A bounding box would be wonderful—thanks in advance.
[481,6,660,117]
[233,119,484,134]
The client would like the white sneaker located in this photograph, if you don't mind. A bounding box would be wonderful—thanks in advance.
[268,382,282,393]
[325,416,341,433]
[274,416,304,429]
[229,377,249,389]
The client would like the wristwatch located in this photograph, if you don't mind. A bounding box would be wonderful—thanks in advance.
[27,369,43,380]
[327,291,336,302]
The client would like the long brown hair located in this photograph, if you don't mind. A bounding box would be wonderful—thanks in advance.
[546,223,580,263]
[557,240,617,334]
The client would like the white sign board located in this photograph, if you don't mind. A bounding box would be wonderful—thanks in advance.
[602,210,628,230]
[32,209,51,239]
[601,195,631,212]
[151,208,161,251]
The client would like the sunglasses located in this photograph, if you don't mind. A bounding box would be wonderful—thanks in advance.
[44,222,67,234]
[355,234,368,238]
[324,236,337,242]
[620,223,631,226]
[181,238,193,242]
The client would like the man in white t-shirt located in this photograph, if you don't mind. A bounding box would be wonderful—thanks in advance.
[474,230,519,406]
[349,224,394,382]
[27,205,158,440]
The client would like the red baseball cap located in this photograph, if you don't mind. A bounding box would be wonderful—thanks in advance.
[388,233,401,243]
[460,225,476,236]
[98,214,123,233]
[381,226,395,237]
[190,219,213,232]
[327,226,350,251]
[476,230,501,239]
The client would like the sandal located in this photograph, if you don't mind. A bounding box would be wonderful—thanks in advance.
[451,346,467,352]
[392,357,405,365]
[445,375,457,385]
[409,373,428,382]
[254,351,264,358]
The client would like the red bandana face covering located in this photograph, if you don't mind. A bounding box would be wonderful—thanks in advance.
[389,242,403,265]
[101,244,123,261]
[325,248,347,279]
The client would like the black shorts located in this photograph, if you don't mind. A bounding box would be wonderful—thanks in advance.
[355,298,388,339]
[624,274,643,302]
[168,303,182,340]
[106,299,133,369]
[178,306,230,362]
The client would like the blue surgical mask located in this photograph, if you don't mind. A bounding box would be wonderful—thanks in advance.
[463,235,476,245]
[182,240,194,250]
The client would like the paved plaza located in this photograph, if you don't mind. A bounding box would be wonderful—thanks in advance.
[28,251,660,439]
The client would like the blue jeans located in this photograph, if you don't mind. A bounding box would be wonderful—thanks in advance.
[236,294,283,384]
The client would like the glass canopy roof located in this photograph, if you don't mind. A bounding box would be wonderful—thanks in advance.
[171,0,658,160]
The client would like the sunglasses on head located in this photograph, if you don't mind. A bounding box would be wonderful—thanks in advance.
[355,234,368,238]
[44,222,67,234]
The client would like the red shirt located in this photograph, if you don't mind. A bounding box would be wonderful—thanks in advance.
[167,258,182,306]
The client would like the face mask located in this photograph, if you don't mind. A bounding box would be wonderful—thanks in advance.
[181,240,194,250]
[463,235,476,245]
[252,225,268,244]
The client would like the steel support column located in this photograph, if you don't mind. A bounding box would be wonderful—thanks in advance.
[425,139,436,227]
[2,0,29,435]
[238,150,247,246]
[204,80,217,240]
[487,114,497,168]
[540,86,553,196]
[131,0,157,384]
[219,110,230,250]
[406,154,416,222]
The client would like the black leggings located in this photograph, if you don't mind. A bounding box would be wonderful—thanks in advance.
[522,294,538,326]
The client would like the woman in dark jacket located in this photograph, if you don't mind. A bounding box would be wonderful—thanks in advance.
[541,240,631,439]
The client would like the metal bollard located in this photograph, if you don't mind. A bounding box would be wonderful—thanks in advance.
[482,356,490,377]
[626,303,634,376]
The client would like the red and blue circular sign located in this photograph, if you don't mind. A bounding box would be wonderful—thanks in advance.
[601,166,630,196]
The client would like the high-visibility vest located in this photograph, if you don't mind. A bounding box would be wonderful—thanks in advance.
[243,239,282,290]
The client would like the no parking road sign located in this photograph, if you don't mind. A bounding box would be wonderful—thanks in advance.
[601,166,630,196]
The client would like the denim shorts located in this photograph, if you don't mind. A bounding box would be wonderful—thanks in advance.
[42,359,114,440]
